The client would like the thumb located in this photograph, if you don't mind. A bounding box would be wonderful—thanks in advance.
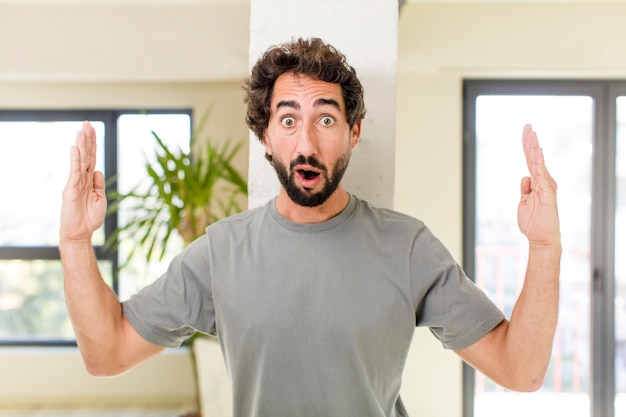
[520,176,531,195]
[93,171,106,191]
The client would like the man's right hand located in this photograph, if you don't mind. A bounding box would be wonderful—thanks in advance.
[60,121,107,243]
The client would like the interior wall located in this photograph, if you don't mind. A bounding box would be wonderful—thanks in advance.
[396,2,626,416]
[0,347,196,409]
[0,3,249,82]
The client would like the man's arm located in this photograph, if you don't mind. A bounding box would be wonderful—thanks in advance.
[455,124,561,392]
[60,121,164,376]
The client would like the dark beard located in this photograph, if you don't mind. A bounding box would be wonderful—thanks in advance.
[270,152,350,207]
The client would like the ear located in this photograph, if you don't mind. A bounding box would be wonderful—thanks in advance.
[350,121,362,148]
[263,132,273,156]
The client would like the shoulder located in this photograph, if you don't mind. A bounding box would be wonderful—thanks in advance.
[202,202,273,249]
[352,196,426,232]
[207,203,268,232]
[352,197,451,255]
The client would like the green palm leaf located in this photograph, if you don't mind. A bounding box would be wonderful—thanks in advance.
[104,110,248,267]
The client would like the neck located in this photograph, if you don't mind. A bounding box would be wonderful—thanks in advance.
[275,186,350,224]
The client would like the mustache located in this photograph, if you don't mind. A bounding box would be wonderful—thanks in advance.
[289,155,325,171]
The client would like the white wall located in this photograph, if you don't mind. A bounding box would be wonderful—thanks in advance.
[0,2,249,82]
[3,0,626,414]
[0,347,196,409]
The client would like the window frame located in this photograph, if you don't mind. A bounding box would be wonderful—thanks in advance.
[0,109,192,346]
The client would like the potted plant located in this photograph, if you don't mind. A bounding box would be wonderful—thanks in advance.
[105,110,246,417]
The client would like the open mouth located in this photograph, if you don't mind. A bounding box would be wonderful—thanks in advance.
[298,169,320,181]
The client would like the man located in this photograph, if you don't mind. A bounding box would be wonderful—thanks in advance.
[60,38,561,416]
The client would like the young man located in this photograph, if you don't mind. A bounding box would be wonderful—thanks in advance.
[60,38,561,416]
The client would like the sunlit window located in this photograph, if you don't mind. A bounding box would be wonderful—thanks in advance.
[0,121,105,246]
[473,94,592,416]
[0,110,190,344]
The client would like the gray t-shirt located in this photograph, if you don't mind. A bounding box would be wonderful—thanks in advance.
[123,195,504,417]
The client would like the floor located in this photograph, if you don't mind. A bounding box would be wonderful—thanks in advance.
[0,409,194,417]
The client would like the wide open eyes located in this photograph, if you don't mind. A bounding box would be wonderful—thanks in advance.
[281,116,296,128]
[280,115,336,128]
[320,116,335,127]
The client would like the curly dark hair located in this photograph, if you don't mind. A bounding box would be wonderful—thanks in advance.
[244,37,366,142]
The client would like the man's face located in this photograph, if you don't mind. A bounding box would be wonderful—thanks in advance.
[263,73,361,207]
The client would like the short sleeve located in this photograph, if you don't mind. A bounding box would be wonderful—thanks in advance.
[410,226,505,350]
[122,235,215,348]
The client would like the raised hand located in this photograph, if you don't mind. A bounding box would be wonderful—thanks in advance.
[517,124,561,247]
[60,121,107,243]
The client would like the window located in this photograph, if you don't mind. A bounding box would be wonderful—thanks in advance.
[0,110,191,344]
[463,81,622,417]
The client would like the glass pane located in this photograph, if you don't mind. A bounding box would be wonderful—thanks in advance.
[0,121,105,246]
[0,260,112,342]
[474,96,593,417]
[116,114,190,300]
[615,97,626,414]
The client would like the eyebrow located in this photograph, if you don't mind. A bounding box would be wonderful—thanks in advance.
[316,98,342,111]
[276,100,300,111]
[275,98,342,112]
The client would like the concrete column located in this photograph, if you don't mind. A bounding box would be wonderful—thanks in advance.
[247,0,398,209]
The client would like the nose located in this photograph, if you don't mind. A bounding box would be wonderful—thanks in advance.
[295,121,318,158]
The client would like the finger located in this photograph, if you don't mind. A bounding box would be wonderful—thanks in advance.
[76,126,90,175]
[520,176,531,196]
[78,121,95,174]
[65,145,81,189]
[522,124,540,170]
[84,121,98,174]
[522,124,551,182]
[522,123,533,160]
[93,170,106,192]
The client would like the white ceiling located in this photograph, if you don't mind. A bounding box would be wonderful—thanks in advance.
[1,0,623,82]
[2,0,625,3]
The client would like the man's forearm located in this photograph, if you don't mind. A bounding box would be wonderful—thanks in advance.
[61,239,124,373]
[504,242,562,388]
